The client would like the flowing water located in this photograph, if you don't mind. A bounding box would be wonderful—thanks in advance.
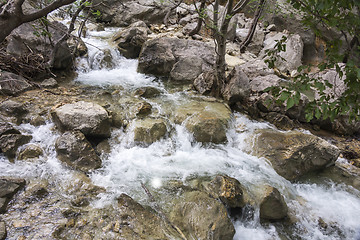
[1,27,360,240]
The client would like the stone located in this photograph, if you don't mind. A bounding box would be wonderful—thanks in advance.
[0,221,6,240]
[223,66,251,105]
[134,86,161,98]
[41,78,58,88]
[260,186,288,221]
[112,21,149,58]
[67,36,88,57]
[95,140,111,155]
[17,144,44,160]
[51,101,111,138]
[225,54,246,67]
[132,118,167,144]
[55,131,102,172]
[203,175,245,208]
[136,101,152,116]
[236,26,265,54]
[30,115,46,126]
[0,99,28,122]
[253,129,340,180]
[265,112,295,131]
[0,71,33,96]
[0,134,32,160]
[138,37,215,76]
[193,70,217,96]
[91,49,114,69]
[262,32,304,73]
[0,122,20,136]
[241,59,274,79]
[249,74,282,92]
[169,190,235,240]
[0,177,26,213]
[170,57,203,82]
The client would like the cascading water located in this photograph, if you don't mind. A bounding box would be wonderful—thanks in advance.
[1,26,360,240]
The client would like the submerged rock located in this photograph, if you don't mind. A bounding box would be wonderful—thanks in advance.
[253,129,340,180]
[17,144,44,161]
[0,134,32,160]
[169,190,235,240]
[259,185,288,221]
[132,118,167,144]
[51,101,111,138]
[0,221,6,240]
[0,177,26,213]
[55,131,102,172]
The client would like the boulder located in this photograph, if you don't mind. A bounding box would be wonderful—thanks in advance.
[193,70,218,96]
[170,57,203,82]
[236,26,265,54]
[17,144,44,160]
[136,101,152,116]
[134,86,161,98]
[0,134,32,160]
[265,112,295,131]
[223,66,251,105]
[174,100,232,144]
[0,122,20,136]
[262,32,304,73]
[132,118,167,144]
[0,71,33,96]
[169,190,235,240]
[138,37,215,76]
[6,21,73,70]
[112,21,149,58]
[259,185,288,221]
[249,74,282,92]
[0,221,6,240]
[40,78,58,88]
[55,131,102,172]
[67,36,88,57]
[51,101,111,138]
[0,99,28,124]
[253,129,340,180]
[202,175,245,208]
[0,177,26,213]
[91,49,114,69]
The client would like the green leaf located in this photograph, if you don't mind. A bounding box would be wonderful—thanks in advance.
[305,112,314,122]
[278,91,291,101]
[315,108,321,119]
[286,97,295,110]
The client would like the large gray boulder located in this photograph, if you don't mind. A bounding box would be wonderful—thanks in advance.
[262,32,304,73]
[0,177,26,213]
[223,66,251,104]
[112,21,150,58]
[259,185,288,221]
[6,21,73,70]
[169,190,235,240]
[253,129,340,180]
[170,57,203,82]
[55,131,102,172]
[51,101,111,138]
[138,37,215,77]
[0,71,33,96]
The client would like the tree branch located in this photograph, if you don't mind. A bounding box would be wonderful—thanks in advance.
[232,0,251,14]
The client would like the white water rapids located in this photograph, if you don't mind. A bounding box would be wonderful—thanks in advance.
[1,27,360,240]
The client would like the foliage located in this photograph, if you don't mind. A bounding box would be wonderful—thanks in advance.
[265,0,360,122]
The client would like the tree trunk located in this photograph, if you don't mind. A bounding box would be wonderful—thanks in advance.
[0,16,22,43]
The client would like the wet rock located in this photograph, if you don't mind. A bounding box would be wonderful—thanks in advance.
[96,139,111,155]
[0,99,28,123]
[138,37,214,76]
[260,185,288,221]
[169,190,235,240]
[132,118,167,144]
[0,221,6,240]
[136,101,152,116]
[67,36,88,57]
[55,131,102,172]
[174,100,232,144]
[134,86,161,98]
[71,196,90,207]
[203,175,245,208]
[25,184,49,203]
[91,49,114,69]
[265,112,295,131]
[193,70,218,96]
[253,129,340,180]
[0,122,20,136]
[0,71,33,96]
[0,134,32,160]
[262,32,304,73]
[170,57,203,82]
[112,21,149,58]
[29,115,46,126]
[51,101,111,138]
[0,177,26,213]
[17,144,44,161]
[117,194,182,239]
[223,66,251,105]
[40,78,58,88]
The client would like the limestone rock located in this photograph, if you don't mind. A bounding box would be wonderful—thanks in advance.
[134,86,161,98]
[51,101,111,138]
[0,99,28,123]
[0,134,32,160]
[0,221,6,240]
[17,144,44,160]
[260,185,288,221]
[55,131,102,172]
[265,112,295,131]
[0,122,20,136]
[203,175,245,208]
[41,78,58,88]
[112,21,149,58]
[136,101,152,116]
[0,177,26,213]
[223,66,251,104]
[170,57,203,82]
[253,129,340,180]
[193,70,217,96]
[0,71,33,96]
[169,190,235,240]
[132,118,167,144]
